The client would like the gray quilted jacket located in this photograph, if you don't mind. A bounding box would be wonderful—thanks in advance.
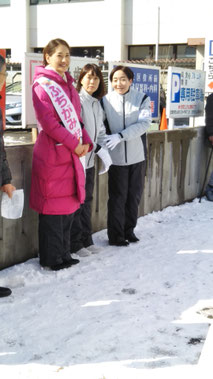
[102,87,151,166]
[79,87,107,169]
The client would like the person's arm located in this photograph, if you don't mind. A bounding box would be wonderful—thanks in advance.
[105,95,151,150]
[96,104,109,146]
[205,94,213,144]
[119,95,151,141]
[0,143,16,198]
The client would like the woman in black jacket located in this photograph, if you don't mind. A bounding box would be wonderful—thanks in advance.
[0,54,16,297]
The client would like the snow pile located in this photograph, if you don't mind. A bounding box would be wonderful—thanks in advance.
[0,198,213,378]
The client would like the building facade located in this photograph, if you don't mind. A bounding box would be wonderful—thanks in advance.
[0,0,212,68]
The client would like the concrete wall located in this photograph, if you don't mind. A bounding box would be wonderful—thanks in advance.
[0,144,38,269]
[0,127,211,269]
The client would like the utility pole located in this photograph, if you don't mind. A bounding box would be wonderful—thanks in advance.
[155,6,160,62]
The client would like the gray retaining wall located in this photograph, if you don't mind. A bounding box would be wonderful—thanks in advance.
[0,127,211,269]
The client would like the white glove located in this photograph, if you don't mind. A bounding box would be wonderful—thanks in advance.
[96,147,112,175]
[105,134,122,150]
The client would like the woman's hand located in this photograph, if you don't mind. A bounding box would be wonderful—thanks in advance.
[74,143,90,157]
[81,144,90,156]
[1,184,16,198]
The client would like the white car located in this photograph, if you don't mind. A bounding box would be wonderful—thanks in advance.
[6,81,22,125]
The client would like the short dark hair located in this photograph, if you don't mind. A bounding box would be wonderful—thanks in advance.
[43,38,70,66]
[76,63,106,99]
[0,54,6,72]
[110,65,134,82]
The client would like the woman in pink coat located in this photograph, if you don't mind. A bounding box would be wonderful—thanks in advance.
[30,38,92,271]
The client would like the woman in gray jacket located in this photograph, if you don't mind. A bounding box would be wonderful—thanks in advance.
[70,64,112,257]
[103,65,151,246]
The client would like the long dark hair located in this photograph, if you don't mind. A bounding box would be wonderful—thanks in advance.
[43,38,70,66]
[76,64,106,100]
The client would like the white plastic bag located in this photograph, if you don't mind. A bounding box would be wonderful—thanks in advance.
[1,189,24,219]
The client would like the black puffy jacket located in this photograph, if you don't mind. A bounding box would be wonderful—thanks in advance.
[205,93,213,137]
[0,108,12,186]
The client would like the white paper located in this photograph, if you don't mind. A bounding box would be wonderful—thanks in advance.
[1,189,24,219]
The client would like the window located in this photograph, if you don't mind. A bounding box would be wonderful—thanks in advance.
[129,44,196,61]
[177,45,196,59]
[128,46,153,60]
[158,45,174,59]
[30,0,49,4]
[30,0,102,4]
[0,0,10,5]
[34,46,104,59]
[71,46,104,59]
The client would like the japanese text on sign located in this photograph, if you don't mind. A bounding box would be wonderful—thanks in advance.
[167,67,205,118]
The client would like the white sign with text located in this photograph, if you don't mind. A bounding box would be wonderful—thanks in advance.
[166,67,205,119]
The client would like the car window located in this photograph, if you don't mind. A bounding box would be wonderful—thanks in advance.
[6,81,22,94]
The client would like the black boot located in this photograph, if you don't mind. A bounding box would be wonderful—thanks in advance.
[125,233,139,243]
[50,257,80,271]
[0,287,12,298]
[109,239,129,247]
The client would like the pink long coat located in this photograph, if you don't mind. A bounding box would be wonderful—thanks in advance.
[30,66,92,215]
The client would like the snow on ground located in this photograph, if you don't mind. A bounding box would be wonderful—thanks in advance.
[0,198,213,378]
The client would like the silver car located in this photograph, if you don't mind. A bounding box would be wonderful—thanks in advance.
[6,81,22,125]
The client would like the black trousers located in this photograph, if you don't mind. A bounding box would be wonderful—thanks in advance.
[39,213,74,266]
[70,167,95,253]
[107,161,146,243]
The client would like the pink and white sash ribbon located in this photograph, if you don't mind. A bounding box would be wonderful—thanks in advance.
[35,76,85,170]
[35,76,82,139]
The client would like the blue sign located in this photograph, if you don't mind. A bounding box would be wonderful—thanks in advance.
[111,63,160,119]
[171,73,180,103]
[129,66,160,118]
[209,40,213,56]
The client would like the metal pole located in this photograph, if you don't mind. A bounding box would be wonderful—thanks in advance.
[155,6,160,62]
[199,146,213,203]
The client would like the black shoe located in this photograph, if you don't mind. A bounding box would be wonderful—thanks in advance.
[0,286,12,298]
[50,259,79,271]
[109,239,129,247]
[63,257,80,265]
[126,233,139,243]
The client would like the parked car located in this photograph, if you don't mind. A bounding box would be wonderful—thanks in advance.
[6,81,22,125]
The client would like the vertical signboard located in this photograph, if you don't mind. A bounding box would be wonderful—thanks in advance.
[166,67,205,118]
[205,38,213,94]
[108,62,160,119]
[204,38,213,93]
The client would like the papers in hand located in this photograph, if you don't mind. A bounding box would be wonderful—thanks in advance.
[1,189,24,219]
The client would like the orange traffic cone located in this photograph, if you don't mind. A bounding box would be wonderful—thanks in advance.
[159,108,167,130]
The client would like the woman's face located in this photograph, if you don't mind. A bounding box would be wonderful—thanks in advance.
[0,64,7,91]
[111,70,132,95]
[81,70,100,95]
[45,44,70,76]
